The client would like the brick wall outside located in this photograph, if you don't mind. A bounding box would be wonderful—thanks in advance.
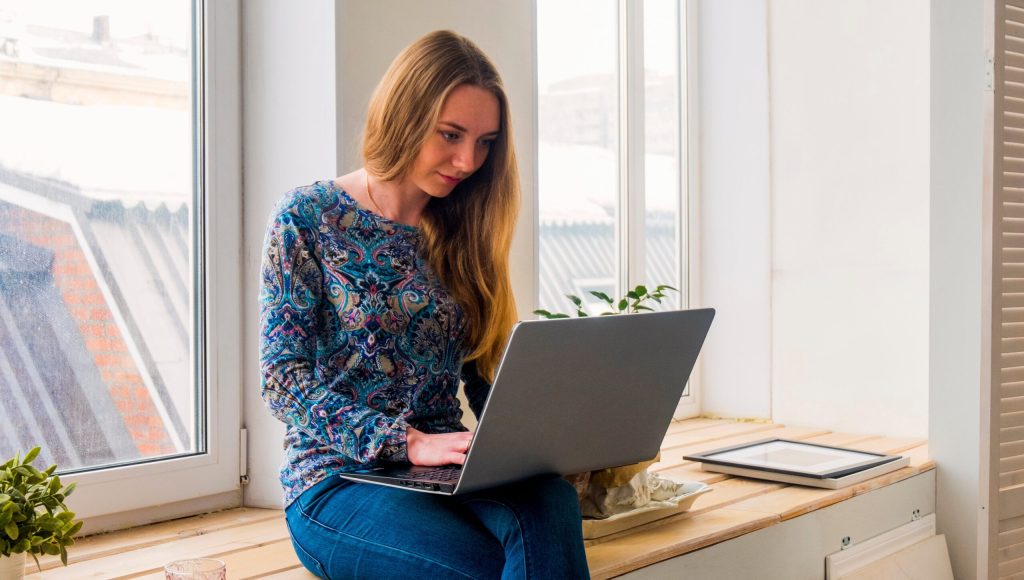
[0,201,175,457]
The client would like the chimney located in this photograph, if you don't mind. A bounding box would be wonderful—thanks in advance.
[92,15,109,44]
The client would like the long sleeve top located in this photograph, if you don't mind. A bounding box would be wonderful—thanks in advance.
[259,180,492,505]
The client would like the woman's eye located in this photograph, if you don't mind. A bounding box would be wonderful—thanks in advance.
[479,139,495,148]
[441,131,460,142]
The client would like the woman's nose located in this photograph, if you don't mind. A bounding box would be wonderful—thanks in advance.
[452,143,477,172]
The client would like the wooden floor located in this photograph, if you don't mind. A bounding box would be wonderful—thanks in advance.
[24,419,933,579]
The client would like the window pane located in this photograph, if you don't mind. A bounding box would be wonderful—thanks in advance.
[644,0,681,311]
[0,1,198,470]
[537,0,619,316]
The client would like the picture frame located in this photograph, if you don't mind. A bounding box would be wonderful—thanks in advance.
[683,439,910,489]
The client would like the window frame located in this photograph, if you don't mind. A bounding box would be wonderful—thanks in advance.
[677,0,701,419]
[619,0,701,418]
[535,0,700,418]
[60,0,243,529]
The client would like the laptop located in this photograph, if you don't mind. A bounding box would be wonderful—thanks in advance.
[340,308,715,495]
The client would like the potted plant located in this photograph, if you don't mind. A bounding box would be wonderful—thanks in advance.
[0,447,82,579]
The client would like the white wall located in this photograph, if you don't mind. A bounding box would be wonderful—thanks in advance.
[930,0,985,576]
[241,0,536,508]
[698,0,773,420]
[699,1,930,437]
[766,0,930,437]
[240,0,339,508]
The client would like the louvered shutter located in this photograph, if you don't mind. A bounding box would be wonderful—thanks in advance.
[996,2,1024,577]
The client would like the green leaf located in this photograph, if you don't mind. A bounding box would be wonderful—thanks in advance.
[536,309,571,319]
[635,305,655,312]
[589,291,613,304]
[60,545,68,566]
[635,284,648,296]
[656,284,678,292]
[625,291,639,300]
[22,448,40,466]
[575,309,589,317]
[566,294,583,307]
[617,299,628,312]
[5,521,18,540]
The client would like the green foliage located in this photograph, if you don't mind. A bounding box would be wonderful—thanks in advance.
[533,284,679,319]
[0,447,81,569]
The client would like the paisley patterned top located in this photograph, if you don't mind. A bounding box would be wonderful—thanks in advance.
[259,180,491,505]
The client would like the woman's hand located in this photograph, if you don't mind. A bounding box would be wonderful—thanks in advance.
[406,427,473,466]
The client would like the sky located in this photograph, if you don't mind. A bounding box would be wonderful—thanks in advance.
[538,0,682,215]
[537,0,680,92]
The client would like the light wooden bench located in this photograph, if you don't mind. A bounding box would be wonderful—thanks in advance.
[24,419,933,579]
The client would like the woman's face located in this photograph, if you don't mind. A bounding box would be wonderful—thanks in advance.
[407,84,501,199]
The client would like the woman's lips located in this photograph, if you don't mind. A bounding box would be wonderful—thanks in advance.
[439,173,462,186]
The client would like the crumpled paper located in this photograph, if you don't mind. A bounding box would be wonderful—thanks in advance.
[579,470,687,519]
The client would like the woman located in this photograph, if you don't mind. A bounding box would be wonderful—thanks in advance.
[259,30,590,579]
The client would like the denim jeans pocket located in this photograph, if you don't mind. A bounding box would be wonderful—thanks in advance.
[289,534,328,578]
[285,503,329,578]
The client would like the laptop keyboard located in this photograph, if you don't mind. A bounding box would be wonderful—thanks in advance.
[405,466,462,482]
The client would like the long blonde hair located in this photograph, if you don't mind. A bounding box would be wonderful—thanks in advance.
[362,30,519,382]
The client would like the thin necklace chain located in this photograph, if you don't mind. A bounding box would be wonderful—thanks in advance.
[364,170,386,217]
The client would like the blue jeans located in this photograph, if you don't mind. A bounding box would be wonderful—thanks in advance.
[285,474,590,579]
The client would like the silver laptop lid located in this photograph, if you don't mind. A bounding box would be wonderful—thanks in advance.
[454,308,715,494]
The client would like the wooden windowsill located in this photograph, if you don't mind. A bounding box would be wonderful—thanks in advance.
[25,419,933,579]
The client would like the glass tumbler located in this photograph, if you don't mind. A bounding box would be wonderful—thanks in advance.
[164,558,227,579]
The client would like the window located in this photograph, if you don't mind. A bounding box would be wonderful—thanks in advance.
[0,0,241,523]
[537,0,694,412]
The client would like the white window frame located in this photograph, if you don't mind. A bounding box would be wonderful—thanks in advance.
[678,0,702,419]
[612,0,702,419]
[61,0,242,530]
